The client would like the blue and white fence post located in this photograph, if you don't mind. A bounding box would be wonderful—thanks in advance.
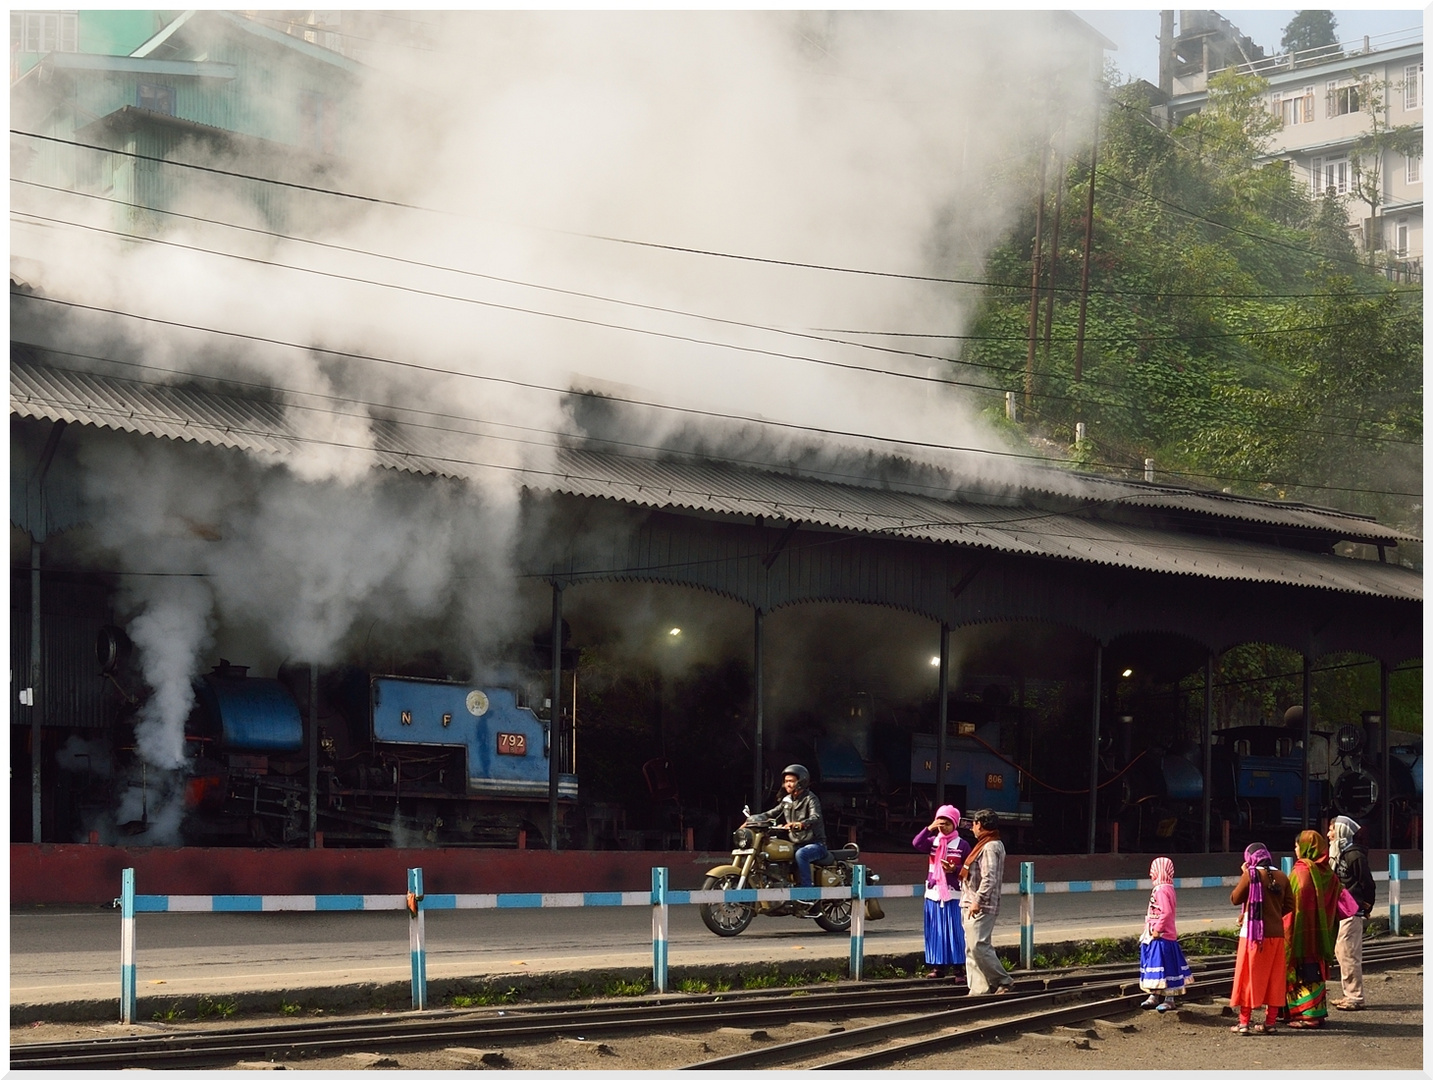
[849,864,866,981]
[120,867,137,1025]
[1019,861,1035,970]
[1388,853,1401,935]
[1281,856,1294,877]
[651,866,669,993]
[407,867,427,1010]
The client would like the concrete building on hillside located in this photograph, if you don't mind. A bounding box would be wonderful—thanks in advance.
[11,9,361,234]
[1157,11,1422,282]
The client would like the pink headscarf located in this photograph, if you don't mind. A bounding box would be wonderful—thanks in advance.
[930,805,961,902]
[1149,857,1175,886]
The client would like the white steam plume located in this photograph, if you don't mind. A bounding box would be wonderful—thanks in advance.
[126,577,216,770]
[12,12,1108,843]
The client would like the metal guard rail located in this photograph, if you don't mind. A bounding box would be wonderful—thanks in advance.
[115,855,1421,1024]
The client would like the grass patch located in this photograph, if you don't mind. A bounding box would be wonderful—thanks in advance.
[195,997,237,1020]
[739,968,783,990]
[1063,937,1138,966]
[151,1005,185,1023]
[602,976,651,997]
[449,986,521,1008]
[278,1000,302,1017]
[864,962,915,980]
[1180,930,1239,957]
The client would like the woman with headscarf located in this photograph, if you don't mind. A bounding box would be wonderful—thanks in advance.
[913,805,970,982]
[1228,842,1293,1035]
[1283,829,1341,1028]
[1138,857,1193,1012]
[1328,815,1375,1010]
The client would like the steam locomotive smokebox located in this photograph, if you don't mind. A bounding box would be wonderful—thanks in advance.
[192,663,304,751]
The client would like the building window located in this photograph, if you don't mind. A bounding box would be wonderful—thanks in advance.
[1408,155,1422,185]
[10,10,78,53]
[137,83,176,116]
[1327,81,1360,117]
[1394,222,1409,258]
[1310,156,1349,196]
[1405,64,1424,110]
[1273,86,1314,126]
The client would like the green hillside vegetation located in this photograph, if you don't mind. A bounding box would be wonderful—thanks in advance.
[966,70,1422,538]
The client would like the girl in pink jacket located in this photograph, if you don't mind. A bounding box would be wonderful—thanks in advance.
[1139,857,1194,1012]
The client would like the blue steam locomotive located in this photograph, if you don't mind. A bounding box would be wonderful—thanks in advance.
[174,660,577,847]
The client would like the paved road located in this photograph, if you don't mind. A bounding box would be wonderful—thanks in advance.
[11,880,1420,1008]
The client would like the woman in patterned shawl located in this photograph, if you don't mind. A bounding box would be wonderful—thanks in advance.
[1283,829,1340,1028]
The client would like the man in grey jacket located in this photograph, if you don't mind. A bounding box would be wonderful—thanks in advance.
[958,808,1015,995]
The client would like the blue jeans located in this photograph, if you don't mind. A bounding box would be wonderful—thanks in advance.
[794,843,828,888]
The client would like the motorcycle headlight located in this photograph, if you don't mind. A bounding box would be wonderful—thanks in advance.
[733,827,755,848]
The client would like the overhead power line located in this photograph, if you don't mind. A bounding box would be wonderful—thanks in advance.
[11,291,1423,500]
[10,129,1414,304]
[10,205,1424,432]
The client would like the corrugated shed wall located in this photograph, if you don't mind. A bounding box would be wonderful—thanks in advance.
[10,573,117,730]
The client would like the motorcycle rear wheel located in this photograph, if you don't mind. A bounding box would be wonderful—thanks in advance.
[815,897,852,932]
[699,871,754,936]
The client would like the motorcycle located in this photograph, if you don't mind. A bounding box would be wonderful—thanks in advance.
[698,809,882,937]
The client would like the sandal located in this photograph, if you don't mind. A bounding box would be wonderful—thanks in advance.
[1287,1020,1322,1029]
[1230,1024,1250,1035]
[1259,1023,1277,1034]
[1334,1001,1364,1011]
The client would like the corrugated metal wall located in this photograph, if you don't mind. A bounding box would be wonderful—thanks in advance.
[10,573,117,730]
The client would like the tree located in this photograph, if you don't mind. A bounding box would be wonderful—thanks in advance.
[1281,11,1339,55]
[1348,75,1424,257]
[964,68,1421,532]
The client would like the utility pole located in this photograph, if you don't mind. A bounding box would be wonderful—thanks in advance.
[1023,138,1048,417]
[1041,146,1065,364]
[1073,109,1099,385]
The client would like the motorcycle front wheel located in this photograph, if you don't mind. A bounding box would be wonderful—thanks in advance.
[699,872,754,937]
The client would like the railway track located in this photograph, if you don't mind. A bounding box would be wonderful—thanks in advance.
[11,937,1421,1070]
[686,937,1426,1069]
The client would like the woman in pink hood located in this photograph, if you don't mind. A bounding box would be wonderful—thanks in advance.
[1138,856,1194,1012]
[913,805,970,982]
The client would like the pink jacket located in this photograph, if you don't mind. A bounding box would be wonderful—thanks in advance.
[1146,882,1177,938]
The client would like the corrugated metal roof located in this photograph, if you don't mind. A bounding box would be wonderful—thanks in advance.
[9,357,1422,603]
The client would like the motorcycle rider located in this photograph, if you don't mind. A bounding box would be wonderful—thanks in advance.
[753,764,829,917]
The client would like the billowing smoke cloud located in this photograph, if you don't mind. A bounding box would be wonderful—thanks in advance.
[12,12,1104,837]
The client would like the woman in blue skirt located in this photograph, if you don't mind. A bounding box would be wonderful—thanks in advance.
[1139,856,1194,1012]
[913,805,970,982]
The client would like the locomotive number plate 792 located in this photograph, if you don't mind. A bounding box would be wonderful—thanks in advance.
[496,732,527,756]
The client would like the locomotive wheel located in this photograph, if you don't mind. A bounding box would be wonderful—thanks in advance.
[699,872,754,937]
[815,897,852,933]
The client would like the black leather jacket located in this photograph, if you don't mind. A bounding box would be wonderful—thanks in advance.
[755,789,827,847]
[1334,843,1376,917]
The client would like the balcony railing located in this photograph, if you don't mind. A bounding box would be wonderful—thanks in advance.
[1384,258,1422,284]
[1221,26,1423,80]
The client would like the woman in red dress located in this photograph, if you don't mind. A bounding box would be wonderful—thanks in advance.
[1228,842,1293,1035]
